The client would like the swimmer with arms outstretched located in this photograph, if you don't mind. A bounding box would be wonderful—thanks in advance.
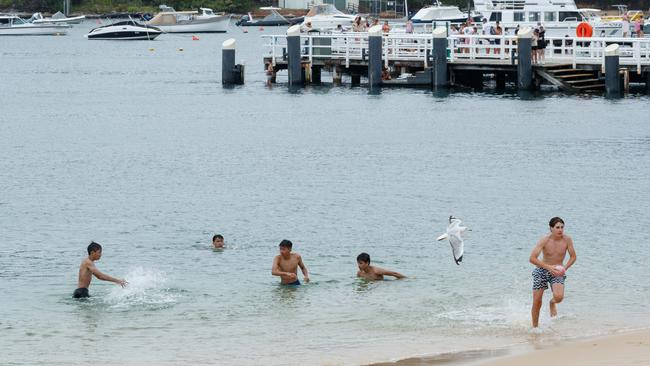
[356,252,405,280]
[73,241,127,298]
[529,217,577,328]
[271,240,309,285]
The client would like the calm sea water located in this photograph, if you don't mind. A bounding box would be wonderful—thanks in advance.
[1,21,650,366]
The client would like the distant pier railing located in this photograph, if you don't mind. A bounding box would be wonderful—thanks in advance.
[263,33,650,72]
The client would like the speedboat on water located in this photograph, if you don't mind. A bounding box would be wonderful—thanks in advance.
[411,1,481,24]
[236,7,303,26]
[145,5,229,33]
[86,19,162,40]
[302,4,357,31]
[29,11,85,24]
[0,14,69,35]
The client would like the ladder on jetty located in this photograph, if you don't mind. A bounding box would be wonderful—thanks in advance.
[536,64,605,92]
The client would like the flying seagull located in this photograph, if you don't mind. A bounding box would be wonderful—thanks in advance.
[436,216,468,265]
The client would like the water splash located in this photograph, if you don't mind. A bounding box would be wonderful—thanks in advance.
[104,267,179,310]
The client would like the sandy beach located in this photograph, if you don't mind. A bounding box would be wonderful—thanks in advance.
[372,329,650,366]
[475,329,650,366]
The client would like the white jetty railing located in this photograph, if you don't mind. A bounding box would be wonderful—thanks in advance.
[263,33,650,72]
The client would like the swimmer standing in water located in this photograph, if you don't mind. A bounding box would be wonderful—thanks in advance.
[356,253,405,280]
[271,240,309,285]
[73,242,127,298]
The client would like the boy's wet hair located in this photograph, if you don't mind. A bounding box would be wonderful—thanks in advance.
[356,252,370,263]
[87,241,102,255]
[549,217,565,228]
[213,234,224,241]
[279,239,293,249]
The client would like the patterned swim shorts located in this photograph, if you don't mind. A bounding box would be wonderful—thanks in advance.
[532,267,566,290]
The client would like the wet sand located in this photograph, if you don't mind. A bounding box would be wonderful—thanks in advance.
[369,329,650,366]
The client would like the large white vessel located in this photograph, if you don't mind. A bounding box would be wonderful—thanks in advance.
[411,1,481,24]
[473,0,622,37]
[146,5,229,33]
[0,14,69,35]
[302,4,357,31]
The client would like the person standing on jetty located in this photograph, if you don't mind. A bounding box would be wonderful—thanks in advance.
[356,253,405,280]
[73,242,127,298]
[272,240,309,285]
[529,217,577,328]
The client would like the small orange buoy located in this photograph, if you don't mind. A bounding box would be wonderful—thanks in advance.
[259,26,264,31]
[243,29,248,33]
[576,22,593,37]
[192,35,199,41]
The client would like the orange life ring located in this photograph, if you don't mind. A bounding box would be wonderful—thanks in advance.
[576,22,593,37]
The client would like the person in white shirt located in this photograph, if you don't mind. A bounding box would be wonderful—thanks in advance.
[621,14,629,37]
[481,18,493,54]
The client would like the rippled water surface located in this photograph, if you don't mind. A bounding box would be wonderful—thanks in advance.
[1,22,650,366]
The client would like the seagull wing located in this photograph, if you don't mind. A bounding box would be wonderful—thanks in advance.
[448,233,464,265]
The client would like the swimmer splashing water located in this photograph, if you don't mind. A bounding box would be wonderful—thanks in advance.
[73,242,127,299]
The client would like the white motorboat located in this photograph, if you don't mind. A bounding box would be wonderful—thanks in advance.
[0,14,69,35]
[302,4,357,31]
[473,0,622,37]
[146,5,229,33]
[86,19,162,40]
[411,1,481,24]
[30,11,85,24]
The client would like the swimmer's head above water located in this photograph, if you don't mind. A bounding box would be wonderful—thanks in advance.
[212,234,224,248]
[88,241,102,260]
[356,252,370,271]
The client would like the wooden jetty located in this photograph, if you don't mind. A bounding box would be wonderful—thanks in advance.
[260,26,650,94]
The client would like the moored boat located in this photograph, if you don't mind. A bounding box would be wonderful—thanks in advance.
[0,14,69,35]
[236,7,303,27]
[86,19,162,40]
[146,5,229,33]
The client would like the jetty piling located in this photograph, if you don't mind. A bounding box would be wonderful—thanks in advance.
[286,25,303,87]
[605,44,621,96]
[368,25,383,89]
[432,27,448,88]
[517,27,533,90]
[222,39,244,86]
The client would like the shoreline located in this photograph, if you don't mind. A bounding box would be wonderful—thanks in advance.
[368,328,650,366]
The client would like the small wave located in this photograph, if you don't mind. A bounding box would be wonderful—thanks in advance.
[103,267,180,310]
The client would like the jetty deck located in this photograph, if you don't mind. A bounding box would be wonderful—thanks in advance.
[261,33,650,91]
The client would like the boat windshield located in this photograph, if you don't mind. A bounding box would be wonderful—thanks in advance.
[12,17,26,25]
[263,10,287,21]
[305,4,344,17]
